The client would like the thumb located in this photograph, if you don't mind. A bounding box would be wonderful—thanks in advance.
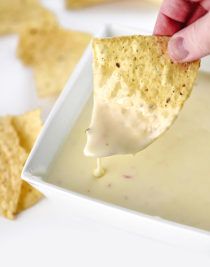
[168,12,210,62]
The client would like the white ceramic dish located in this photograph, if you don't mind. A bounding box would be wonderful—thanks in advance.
[22,24,210,252]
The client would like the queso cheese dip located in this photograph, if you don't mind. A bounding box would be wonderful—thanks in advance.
[47,73,210,231]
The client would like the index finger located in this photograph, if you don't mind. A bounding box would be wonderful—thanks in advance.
[154,0,197,35]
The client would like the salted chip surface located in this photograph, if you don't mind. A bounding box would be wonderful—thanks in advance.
[0,110,42,219]
[66,0,110,9]
[0,0,57,35]
[17,26,91,97]
[0,117,27,219]
[84,35,200,157]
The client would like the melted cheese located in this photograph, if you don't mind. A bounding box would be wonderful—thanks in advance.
[84,97,178,157]
[93,158,105,178]
[46,73,210,231]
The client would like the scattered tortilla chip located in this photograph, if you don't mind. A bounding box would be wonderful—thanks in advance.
[0,110,42,219]
[0,117,27,219]
[66,0,110,9]
[17,26,91,97]
[0,0,57,35]
[16,181,42,213]
[12,109,42,153]
[84,35,200,157]
[13,109,43,215]
[147,0,162,4]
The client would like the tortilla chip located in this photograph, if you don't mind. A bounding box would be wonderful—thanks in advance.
[66,0,110,9]
[0,110,42,219]
[85,35,199,157]
[0,117,27,219]
[13,109,43,214]
[93,35,199,110]
[0,0,57,35]
[12,109,42,152]
[16,181,42,213]
[146,0,162,5]
[17,26,91,97]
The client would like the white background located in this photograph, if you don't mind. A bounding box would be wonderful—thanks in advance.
[1,1,210,266]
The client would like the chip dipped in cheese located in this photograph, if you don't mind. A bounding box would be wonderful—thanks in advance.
[84,35,200,157]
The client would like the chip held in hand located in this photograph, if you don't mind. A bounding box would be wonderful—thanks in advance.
[84,35,200,157]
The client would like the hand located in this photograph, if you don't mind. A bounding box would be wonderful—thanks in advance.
[154,0,210,62]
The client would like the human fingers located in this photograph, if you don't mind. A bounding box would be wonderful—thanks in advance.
[168,12,210,62]
[154,12,184,35]
[154,0,197,35]
[187,4,207,24]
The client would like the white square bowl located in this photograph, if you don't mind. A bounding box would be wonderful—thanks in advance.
[22,24,210,251]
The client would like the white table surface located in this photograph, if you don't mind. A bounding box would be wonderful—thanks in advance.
[1,1,210,266]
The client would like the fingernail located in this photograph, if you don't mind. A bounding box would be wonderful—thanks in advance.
[168,37,189,62]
